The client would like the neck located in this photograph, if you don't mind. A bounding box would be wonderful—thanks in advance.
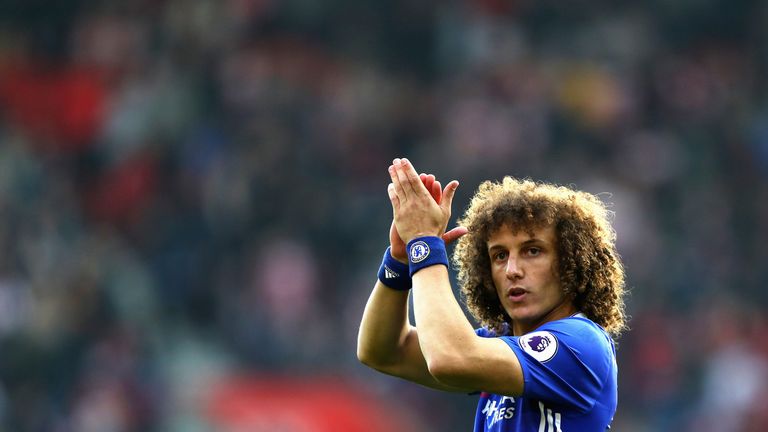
[512,300,578,336]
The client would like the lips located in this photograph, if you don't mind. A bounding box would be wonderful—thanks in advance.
[507,287,527,301]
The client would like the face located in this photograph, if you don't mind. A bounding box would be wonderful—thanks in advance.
[487,224,576,335]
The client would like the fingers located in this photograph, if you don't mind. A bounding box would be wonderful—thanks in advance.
[388,162,406,203]
[426,174,435,191]
[432,180,442,204]
[389,158,414,201]
[442,226,469,245]
[391,158,431,201]
[392,158,411,198]
[421,173,436,201]
[419,171,443,204]
[400,159,425,196]
[423,174,442,204]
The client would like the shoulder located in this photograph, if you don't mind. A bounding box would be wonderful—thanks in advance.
[476,317,614,366]
[512,316,617,411]
[540,315,612,345]
[517,316,614,365]
[476,317,616,411]
[475,317,610,346]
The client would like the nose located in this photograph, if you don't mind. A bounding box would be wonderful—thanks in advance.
[505,257,523,280]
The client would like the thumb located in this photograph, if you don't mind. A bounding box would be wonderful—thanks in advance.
[440,180,460,214]
[442,226,468,245]
[387,183,400,212]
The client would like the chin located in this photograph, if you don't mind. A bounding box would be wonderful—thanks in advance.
[506,304,530,317]
[509,309,544,324]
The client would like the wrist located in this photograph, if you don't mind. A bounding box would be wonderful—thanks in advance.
[405,231,441,244]
[378,247,412,290]
[406,236,449,277]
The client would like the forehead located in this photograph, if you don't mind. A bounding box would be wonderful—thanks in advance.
[487,224,556,246]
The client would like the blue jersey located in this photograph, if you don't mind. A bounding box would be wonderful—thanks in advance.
[473,315,617,431]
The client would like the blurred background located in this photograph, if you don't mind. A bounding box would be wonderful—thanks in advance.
[0,0,767,431]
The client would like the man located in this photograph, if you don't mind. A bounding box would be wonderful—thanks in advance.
[358,158,627,431]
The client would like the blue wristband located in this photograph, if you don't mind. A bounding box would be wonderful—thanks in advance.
[407,236,449,277]
[377,247,412,291]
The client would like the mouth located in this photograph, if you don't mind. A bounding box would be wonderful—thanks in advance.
[506,287,528,302]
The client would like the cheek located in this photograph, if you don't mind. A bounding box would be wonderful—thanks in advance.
[490,264,503,283]
[490,270,504,294]
[546,277,565,301]
[535,267,561,297]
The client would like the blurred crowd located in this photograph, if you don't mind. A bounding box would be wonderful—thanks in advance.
[0,0,767,431]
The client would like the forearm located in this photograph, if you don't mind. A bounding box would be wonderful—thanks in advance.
[411,265,480,380]
[357,281,412,367]
[358,279,474,392]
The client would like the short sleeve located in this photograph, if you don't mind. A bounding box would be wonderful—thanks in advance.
[498,319,614,412]
[475,327,496,338]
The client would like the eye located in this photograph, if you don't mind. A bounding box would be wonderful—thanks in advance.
[525,247,542,256]
[493,251,508,261]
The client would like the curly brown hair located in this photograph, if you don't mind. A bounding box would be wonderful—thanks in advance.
[453,177,627,338]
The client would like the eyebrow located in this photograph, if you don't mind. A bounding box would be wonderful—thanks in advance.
[487,238,548,251]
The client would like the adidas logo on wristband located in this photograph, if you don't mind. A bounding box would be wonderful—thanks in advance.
[384,266,400,279]
[378,247,412,291]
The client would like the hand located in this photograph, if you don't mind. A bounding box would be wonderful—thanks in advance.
[387,158,461,245]
[389,173,468,263]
